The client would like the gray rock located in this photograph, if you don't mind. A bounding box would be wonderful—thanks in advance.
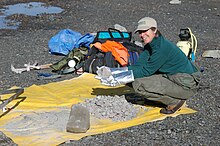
[0,132,17,146]
[66,105,90,133]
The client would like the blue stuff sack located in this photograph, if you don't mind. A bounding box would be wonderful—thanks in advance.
[128,51,140,65]
[75,33,95,49]
[121,42,144,66]
[48,29,82,55]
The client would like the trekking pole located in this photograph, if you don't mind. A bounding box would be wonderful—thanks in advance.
[0,88,24,111]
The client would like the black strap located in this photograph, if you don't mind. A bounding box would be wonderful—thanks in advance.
[187,48,192,59]
[108,28,124,38]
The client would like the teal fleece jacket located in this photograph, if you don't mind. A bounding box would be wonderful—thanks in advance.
[128,35,198,78]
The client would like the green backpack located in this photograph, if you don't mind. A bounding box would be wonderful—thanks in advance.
[50,46,89,74]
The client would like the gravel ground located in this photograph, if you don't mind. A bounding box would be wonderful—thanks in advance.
[0,0,220,145]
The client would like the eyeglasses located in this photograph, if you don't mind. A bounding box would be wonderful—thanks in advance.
[137,29,150,34]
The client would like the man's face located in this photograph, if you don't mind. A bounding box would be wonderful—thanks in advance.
[138,29,156,44]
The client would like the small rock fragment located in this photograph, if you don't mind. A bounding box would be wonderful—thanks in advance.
[169,0,181,5]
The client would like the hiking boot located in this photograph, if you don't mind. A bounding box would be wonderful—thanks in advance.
[160,100,186,114]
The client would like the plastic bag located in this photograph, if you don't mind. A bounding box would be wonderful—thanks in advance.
[95,66,134,86]
[48,29,82,55]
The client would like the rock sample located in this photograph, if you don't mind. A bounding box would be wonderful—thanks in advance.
[66,105,90,133]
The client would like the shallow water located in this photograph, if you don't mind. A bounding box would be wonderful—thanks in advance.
[0,2,64,29]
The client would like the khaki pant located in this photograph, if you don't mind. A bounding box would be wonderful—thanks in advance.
[132,72,200,106]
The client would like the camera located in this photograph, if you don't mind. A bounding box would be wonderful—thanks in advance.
[179,28,191,41]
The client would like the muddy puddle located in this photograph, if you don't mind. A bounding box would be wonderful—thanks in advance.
[0,2,64,29]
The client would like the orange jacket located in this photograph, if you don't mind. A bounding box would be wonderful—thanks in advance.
[97,41,129,66]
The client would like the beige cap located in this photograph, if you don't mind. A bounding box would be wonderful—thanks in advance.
[135,17,157,33]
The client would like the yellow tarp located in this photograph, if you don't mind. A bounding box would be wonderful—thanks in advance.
[0,73,196,146]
